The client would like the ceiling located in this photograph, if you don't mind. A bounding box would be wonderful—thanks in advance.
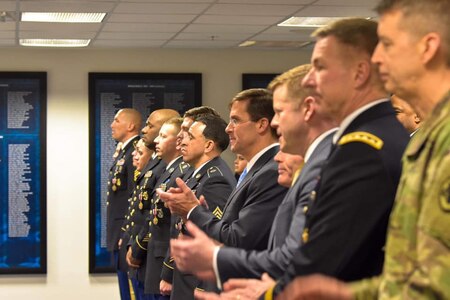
[0,0,378,49]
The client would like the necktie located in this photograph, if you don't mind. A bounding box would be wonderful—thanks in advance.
[236,168,248,187]
[291,162,305,187]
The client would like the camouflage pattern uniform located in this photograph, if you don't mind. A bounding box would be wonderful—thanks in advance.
[351,91,450,299]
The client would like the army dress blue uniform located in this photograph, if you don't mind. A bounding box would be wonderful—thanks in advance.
[131,157,191,298]
[169,156,236,300]
[106,135,140,300]
[265,100,410,299]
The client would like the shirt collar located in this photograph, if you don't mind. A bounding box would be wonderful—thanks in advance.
[246,143,278,173]
[333,99,389,144]
[304,128,338,162]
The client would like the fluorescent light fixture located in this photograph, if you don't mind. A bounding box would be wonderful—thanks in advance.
[278,17,345,28]
[21,12,106,23]
[20,39,91,47]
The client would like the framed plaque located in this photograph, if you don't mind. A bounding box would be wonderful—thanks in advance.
[242,73,279,90]
[89,72,201,273]
[0,72,47,274]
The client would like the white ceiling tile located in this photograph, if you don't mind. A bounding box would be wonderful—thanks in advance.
[219,0,314,4]
[174,32,251,41]
[252,33,313,42]
[0,39,16,46]
[0,22,16,31]
[93,39,166,47]
[97,31,175,40]
[165,40,237,48]
[184,24,266,34]
[0,31,15,39]
[114,3,209,14]
[120,0,214,2]
[206,4,303,16]
[20,1,116,12]
[102,23,185,33]
[294,5,377,17]
[195,15,284,25]
[0,1,16,11]
[315,0,375,6]
[107,13,197,24]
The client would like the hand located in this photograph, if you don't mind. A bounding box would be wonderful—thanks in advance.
[118,238,122,249]
[126,247,141,268]
[275,274,353,300]
[198,195,209,209]
[222,273,275,299]
[160,279,172,295]
[170,221,217,281]
[157,177,200,218]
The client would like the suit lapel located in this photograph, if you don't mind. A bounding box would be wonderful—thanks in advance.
[224,145,279,212]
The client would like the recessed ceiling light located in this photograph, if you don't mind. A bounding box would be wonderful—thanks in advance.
[238,40,256,47]
[21,12,106,23]
[20,39,91,47]
[278,17,345,28]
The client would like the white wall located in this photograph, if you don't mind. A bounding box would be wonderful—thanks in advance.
[0,47,311,299]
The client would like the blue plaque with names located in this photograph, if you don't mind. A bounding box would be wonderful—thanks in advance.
[89,73,201,273]
[0,72,47,274]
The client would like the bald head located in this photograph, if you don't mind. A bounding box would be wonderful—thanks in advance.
[141,109,180,149]
[119,108,143,133]
[111,108,142,142]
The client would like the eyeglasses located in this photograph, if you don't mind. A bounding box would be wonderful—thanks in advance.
[228,118,253,127]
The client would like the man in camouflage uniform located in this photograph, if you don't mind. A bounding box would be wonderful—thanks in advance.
[275,0,450,299]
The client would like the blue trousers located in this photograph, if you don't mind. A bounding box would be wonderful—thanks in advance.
[115,250,131,300]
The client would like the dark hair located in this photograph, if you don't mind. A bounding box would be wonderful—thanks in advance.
[195,114,229,152]
[312,18,378,57]
[375,0,449,66]
[230,88,277,137]
[183,106,220,120]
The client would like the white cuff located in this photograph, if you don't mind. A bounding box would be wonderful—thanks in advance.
[213,246,222,290]
[187,205,199,219]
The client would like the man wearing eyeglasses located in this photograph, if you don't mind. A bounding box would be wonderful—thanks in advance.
[159,89,288,291]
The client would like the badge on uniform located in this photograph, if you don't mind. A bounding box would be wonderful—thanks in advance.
[169,167,174,173]
[440,179,450,212]
[139,202,143,210]
[117,158,125,166]
[195,173,201,179]
[144,171,153,178]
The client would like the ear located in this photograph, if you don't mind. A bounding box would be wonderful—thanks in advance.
[204,139,215,153]
[256,118,270,134]
[303,96,315,122]
[353,60,371,88]
[414,114,421,124]
[420,32,441,65]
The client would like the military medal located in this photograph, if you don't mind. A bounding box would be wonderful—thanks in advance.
[139,202,143,210]
[153,217,158,225]
[112,185,117,192]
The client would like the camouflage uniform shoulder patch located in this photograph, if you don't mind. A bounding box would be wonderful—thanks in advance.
[338,131,384,150]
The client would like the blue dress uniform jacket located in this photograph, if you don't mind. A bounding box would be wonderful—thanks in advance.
[138,157,190,294]
[170,156,236,300]
[106,136,140,252]
[188,145,288,251]
[216,131,334,283]
[122,157,166,275]
[267,101,410,298]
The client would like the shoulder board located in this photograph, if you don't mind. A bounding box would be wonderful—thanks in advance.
[207,166,224,177]
[179,162,190,171]
[338,131,383,150]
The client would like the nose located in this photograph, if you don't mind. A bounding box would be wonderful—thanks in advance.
[371,42,382,65]
[141,126,147,135]
[225,122,233,133]
[301,69,315,88]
